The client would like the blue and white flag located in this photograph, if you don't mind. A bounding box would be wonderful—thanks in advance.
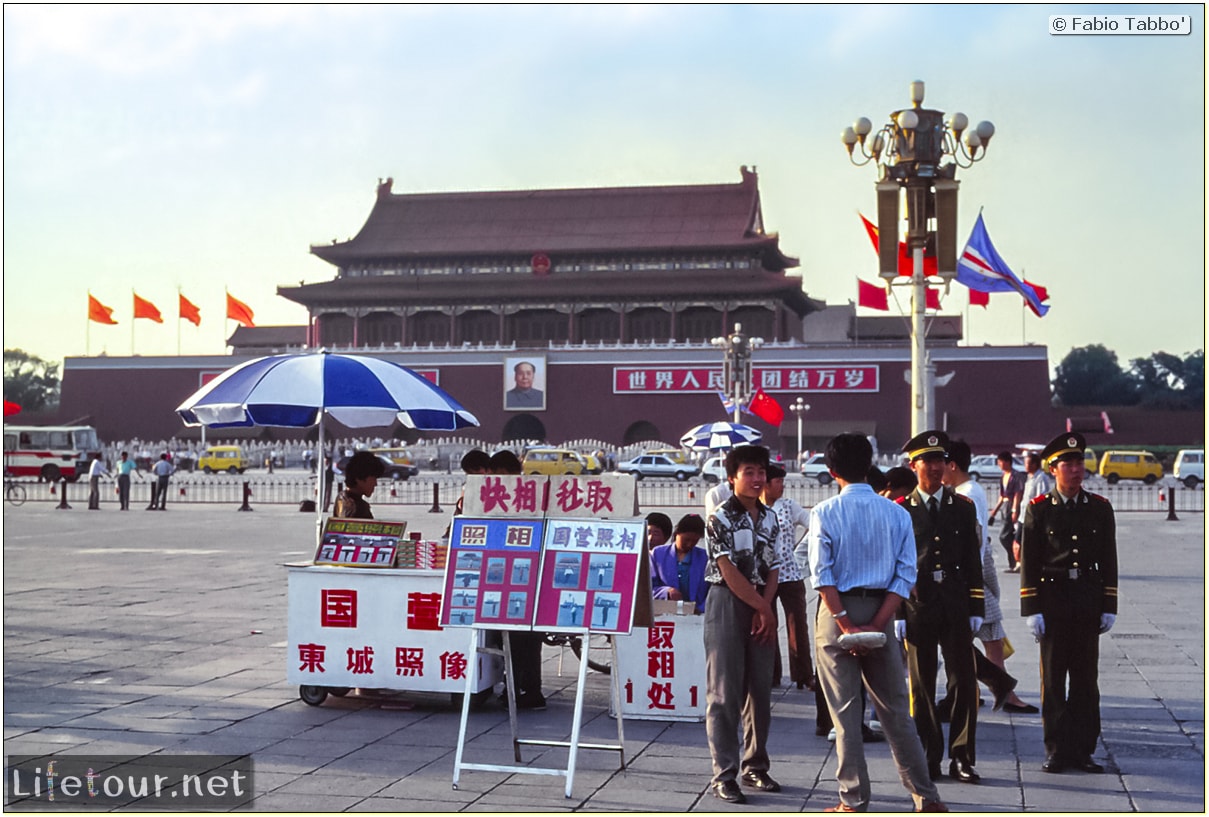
[717,391,736,415]
[957,213,1050,317]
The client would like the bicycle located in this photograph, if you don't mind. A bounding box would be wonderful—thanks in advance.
[5,477,27,506]
[543,631,612,674]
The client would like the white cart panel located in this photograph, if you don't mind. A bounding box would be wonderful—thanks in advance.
[611,612,706,722]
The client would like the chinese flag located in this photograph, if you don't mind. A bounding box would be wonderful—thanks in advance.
[88,294,118,325]
[747,388,785,427]
[226,292,255,327]
[859,213,938,277]
[133,292,163,323]
[925,287,941,311]
[857,278,889,311]
[179,293,202,326]
[969,288,990,308]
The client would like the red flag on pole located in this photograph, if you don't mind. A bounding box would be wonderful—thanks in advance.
[747,388,785,427]
[969,288,990,308]
[858,213,938,277]
[179,293,202,326]
[133,292,163,323]
[88,294,118,325]
[925,287,941,311]
[857,278,889,311]
[226,292,255,327]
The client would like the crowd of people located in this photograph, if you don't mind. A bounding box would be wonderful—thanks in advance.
[640,430,1116,812]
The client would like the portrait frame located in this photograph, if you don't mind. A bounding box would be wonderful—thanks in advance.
[503,356,547,412]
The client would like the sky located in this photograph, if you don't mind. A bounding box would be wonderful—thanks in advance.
[3,4,1205,374]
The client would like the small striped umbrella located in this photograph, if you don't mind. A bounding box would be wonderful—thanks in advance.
[680,422,763,451]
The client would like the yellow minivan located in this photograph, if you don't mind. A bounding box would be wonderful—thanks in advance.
[522,449,586,476]
[197,445,249,474]
[1098,450,1162,484]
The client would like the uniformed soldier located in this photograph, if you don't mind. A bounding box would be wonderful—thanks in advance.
[1020,432,1118,774]
[895,430,986,784]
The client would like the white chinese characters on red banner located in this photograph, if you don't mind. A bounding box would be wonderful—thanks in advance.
[612,365,880,393]
[613,615,707,722]
[286,568,498,693]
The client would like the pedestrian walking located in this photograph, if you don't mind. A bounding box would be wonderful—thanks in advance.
[87,453,109,510]
[115,451,141,511]
[762,462,814,690]
[151,453,174,510]
[807,432,947,813]
[1021,432,1118,774]
[989,451,1025,572]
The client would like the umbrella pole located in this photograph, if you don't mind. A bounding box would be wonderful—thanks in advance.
[315,413,325,549]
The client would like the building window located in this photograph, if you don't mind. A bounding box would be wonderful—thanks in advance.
[507,309,567,344]
[627,308,671,342]
[577,308,620,343]
[361,312,402,347]
[458,310,499,345]
[410,311,451,346]
[677,307,722,343]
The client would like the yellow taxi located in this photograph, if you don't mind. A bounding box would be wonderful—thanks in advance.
[1098,450,1162,484]
[197,445,249,474]
[522,449,587,476]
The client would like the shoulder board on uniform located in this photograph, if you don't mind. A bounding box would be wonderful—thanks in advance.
[953,492,974,505]
[1087,492,1111,504]
[895,495,909,505]
[1030,493,1049,505]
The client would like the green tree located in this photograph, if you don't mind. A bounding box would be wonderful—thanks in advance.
[1052,344,1139,407]
[3,349,61,412]
[1129,350,1204,408]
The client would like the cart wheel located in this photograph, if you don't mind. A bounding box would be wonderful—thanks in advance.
[299,685,329,706]
[328,687,351,698]
[570,634,613,675]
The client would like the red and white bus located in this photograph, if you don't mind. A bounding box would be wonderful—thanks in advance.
[2,425,102,482]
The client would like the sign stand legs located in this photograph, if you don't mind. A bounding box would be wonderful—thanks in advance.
[451,628,626,799]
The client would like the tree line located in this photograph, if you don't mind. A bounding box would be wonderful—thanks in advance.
[1052,345,1204,408]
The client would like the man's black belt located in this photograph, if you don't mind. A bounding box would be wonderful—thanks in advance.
[839,587,886,599]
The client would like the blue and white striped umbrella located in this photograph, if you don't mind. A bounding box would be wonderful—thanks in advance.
[176,351,479,431]
[681,422,763,451]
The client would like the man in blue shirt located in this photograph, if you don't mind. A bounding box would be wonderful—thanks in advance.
[808,433,946,814]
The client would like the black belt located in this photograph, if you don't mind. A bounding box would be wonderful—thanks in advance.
[840,587,886,599]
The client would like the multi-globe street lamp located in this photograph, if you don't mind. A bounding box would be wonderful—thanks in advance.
[842,80,996,434]
[711,323,762,424]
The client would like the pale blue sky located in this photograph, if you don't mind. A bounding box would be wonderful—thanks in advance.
[3,4,1204,372]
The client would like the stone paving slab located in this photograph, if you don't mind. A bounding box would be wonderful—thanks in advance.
[3,503,1203,812]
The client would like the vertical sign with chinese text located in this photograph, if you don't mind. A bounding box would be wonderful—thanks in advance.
[440,517,544,629]
[533,518,644,634]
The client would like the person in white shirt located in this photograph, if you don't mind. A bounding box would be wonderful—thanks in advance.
[1014,453,1053,566]
[762,463,813,689]
[87,454,110,510]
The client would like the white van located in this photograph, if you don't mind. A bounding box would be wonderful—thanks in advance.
[1173,449,1204,488]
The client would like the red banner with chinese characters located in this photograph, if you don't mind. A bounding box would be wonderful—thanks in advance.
[612,366,880,394]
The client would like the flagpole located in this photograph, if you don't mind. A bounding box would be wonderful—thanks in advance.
[177,286,182,356]
[1020,268,1026,344]
[86,291,91,356]
[131,289,136,356]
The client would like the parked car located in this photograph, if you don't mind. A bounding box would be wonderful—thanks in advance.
[336,452,418,481]
[618,454,699,481]
[522,448,587,476]
[645,448,689,463]
[968,454,1024,482]
[1173,449,1204,488]
[581,452,603,474]
[701,455,727,484]
[1098,450,1163,484]
[196,445,249,474]
[369,447,420,476]
[799,452,833,485]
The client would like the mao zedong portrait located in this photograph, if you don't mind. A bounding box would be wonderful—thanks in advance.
[505,360,545,410]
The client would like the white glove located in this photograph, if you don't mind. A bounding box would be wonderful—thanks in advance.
[1028,614,1045,639]
[894,620,906,641]
[969,616,984,634]
[1099,613,1116,634]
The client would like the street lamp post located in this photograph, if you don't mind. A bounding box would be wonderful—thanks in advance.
[711,323,763,424]
[842,80,996,435]
[790,397,810,466]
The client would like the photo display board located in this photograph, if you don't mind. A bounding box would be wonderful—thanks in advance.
[440,516,545,629]
[533,518,645,634]
[315,518,406,567]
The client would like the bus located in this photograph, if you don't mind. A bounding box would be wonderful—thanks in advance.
[2,425,102,482]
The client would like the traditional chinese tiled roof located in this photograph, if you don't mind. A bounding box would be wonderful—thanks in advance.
[309,167,797,269]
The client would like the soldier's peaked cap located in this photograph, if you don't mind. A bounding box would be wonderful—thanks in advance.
[1041,432,1086,468]
[902,430,950,461]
